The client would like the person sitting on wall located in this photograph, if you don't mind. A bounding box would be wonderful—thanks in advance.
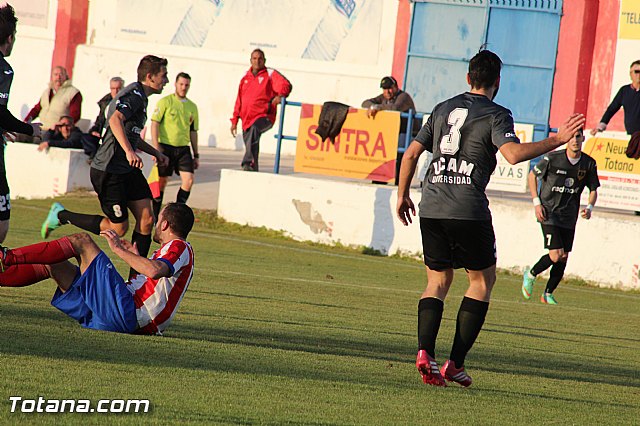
[362,76,421,184]
[24,65,82,132]
[37,115,83,152]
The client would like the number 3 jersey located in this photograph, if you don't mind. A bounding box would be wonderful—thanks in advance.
[415,92,520,220]
[532,150,599,229]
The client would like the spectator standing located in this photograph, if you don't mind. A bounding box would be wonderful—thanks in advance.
[230,48,292,171]
[25,65,82,131]
[591,60,640,136]
[88,77,125,138]
[151,72,199,219]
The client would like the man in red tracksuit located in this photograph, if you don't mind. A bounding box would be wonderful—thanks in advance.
[230,48,292,171]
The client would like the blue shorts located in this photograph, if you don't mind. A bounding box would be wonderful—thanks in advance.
[51,251,138,333]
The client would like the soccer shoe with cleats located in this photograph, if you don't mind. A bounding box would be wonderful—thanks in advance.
[416,350,447,387]
[541,292,558,305]
[41,202,65,239]
[440,360,473,388]
[522,266,535,300]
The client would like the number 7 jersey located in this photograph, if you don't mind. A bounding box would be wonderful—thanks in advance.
[415,92,520,220]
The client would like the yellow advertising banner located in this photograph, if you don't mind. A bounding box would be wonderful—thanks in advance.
[294,104,400,181]
[618,0,640,40]
[584,136,639,176]
[583,135,640,211]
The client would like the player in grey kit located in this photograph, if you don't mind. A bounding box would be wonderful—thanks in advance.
[522,129,599,305]
[396,50,585,387]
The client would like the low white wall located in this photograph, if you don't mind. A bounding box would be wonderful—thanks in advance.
[218,169,640,290]
[6,143,154,200]
[6,143,92,199]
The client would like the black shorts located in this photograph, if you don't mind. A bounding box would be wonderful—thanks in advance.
[0,171,10,221]
[420,218,496,271]
[540,224,575,252]
[157,144,194,177]
[90,168,152,223]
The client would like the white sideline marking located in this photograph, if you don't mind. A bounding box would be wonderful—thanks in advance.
[191,231,423,270]
[204,269,640,317]
[196,231,640,301]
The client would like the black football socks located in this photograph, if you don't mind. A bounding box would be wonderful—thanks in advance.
[417,297,444,358]
[58,210,103,235]
[531,254,553,276]
[176,188,190,204]
[545,261,566,294]
[449,297,489,368]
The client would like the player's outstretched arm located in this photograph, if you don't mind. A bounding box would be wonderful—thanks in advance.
[499,113,585,164]
[396,141,424,226]
[100,229,171,279]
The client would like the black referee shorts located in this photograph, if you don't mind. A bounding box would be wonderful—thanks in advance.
[157,144,194,177]
[420,217,496,271]
[90,168,152,224]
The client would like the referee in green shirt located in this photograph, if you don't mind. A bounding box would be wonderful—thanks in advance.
[151,72,199,220]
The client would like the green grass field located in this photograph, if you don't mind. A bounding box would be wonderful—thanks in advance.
[1,196,639,425]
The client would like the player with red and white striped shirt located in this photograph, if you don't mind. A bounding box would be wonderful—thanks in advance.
[129,237,194,334]
[0,203,195,335]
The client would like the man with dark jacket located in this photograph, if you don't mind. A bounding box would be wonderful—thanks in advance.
[88,77,124,137]
[38,115,82,151]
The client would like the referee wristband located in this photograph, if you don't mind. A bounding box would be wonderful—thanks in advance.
[193,153,199,159]
[533,197,541,207]
[586,203,594,211]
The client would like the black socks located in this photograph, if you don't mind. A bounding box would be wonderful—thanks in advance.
[531,254,553,276]
[58,210,103,235]
[176,188,190,204]
[449,297,489,368]
[417,297,444,358]
[129,231,152,278]
[545,262,566,294]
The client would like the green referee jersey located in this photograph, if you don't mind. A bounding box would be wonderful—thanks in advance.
[151,94,199,147]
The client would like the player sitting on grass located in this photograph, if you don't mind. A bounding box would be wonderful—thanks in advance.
[0,203,194,335]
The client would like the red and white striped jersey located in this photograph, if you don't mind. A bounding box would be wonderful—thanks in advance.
[126,239,194,335]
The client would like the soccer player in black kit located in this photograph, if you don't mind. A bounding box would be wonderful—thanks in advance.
[41,55,169,277]
[522,129,599,305]
[0,3,42,243]
[396,50,586,387]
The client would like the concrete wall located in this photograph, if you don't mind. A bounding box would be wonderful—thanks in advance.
[8,0,59,120]
[65,0,400,156]
[218,170,640,290]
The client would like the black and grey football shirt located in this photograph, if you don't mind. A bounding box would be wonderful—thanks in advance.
[416,92,520,220]
[533,150,600,229]
[92,82,149,174]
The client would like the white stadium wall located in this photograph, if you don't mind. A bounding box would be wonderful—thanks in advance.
[7,0,58,121]
[218,170,640,291]
[63,0,401,155]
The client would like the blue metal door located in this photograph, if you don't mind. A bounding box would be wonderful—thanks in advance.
[405,0,563,141]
